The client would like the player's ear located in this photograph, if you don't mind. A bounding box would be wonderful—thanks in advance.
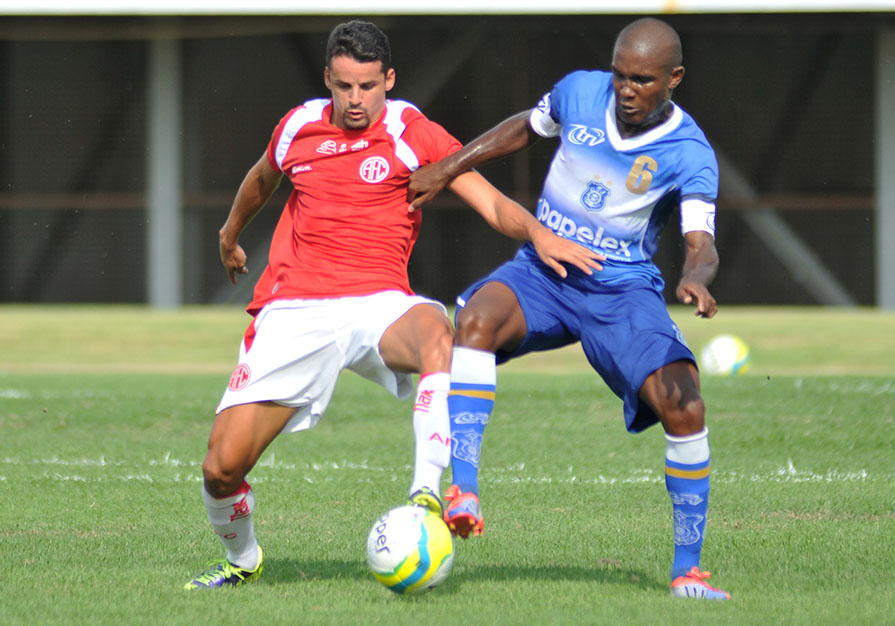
[669,65,684,90]
[384,67,396,92]
[324,66,332,90]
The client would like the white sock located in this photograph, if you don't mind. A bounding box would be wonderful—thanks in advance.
[665,427,710,464]
[410,371,451,496]
[202,481,260,570]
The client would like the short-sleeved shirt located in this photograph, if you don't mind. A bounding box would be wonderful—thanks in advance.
[248,98,461,315]
[527,70,718,283]
[457,71,718,432]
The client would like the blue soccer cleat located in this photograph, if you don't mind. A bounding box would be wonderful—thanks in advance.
[183,546,263,590]
[670,567,730,600]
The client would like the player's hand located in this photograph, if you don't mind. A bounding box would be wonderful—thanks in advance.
[220,240,249,285]
[407,162,451,213]
[531,229,604,278]
[676,278,717,318]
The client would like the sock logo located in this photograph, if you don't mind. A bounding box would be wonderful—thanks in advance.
[428,432,451,447]
[453,411,490,425]
[230,497,251,522]
[452,429,482,467]
[414,390,434,412]
[669,492,705,506]
[673,510,704,546]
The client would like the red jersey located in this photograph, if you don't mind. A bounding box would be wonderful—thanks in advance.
[247,98,461,315]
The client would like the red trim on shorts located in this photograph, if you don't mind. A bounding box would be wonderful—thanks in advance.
[243,319,258,353]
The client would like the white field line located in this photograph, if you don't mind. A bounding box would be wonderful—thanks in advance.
[0,453,884,485]
[0,388,31,399]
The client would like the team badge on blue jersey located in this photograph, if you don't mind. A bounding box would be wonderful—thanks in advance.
[581,180,610,211]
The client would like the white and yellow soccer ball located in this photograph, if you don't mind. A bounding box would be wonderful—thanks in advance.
[699,334,751,376]
[366,504,454,595]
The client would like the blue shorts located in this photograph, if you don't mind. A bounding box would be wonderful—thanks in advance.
[456,245,695,433]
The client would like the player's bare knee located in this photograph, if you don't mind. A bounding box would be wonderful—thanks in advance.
[455,307,500,351]
[421,324,454,371]
[202,456,246,498]
[664,395,706,436]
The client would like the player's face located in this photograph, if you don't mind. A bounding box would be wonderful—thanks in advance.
[611,44,683,130]
[325,55,395,130]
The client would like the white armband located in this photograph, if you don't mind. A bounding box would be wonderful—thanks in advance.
[680,197,716,236]
[529,93,561,138]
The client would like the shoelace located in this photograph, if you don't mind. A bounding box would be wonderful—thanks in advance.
[684,567,712,581]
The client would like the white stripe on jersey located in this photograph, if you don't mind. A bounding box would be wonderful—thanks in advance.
[384,100,421,172]
[274,99,328,171]
[604,94,685,152]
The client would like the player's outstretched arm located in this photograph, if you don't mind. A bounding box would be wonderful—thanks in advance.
[448,170,604,278]
[407,110,539,212]
[675,230,719,318]
[219,153,283,285]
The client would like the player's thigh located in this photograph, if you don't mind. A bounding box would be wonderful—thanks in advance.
[578,285,695,431]
[204,401,296,487]
[455,281,528,353]
[379,302,453,373]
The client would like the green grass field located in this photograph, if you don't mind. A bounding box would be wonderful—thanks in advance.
[1,305,894,624]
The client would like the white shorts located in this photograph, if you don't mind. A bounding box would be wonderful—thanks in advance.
[216,291,447,433]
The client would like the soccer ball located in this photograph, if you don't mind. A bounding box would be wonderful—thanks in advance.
[699,334,751,376]
[366,504,454,595]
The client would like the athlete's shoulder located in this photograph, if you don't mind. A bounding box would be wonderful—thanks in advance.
[661,106,718,193]
[386,99,460,163]
[277,98,327,122]
[550,70,613,120]
[384,99,432,133]
[554,69,612,96]
[667,106,716,156]
[267,99,332,171]
[388,99,422,117]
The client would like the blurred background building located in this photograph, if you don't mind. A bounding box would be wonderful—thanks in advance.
[1,2,894,308]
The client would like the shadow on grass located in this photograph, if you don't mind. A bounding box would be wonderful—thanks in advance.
[261,557,663,593]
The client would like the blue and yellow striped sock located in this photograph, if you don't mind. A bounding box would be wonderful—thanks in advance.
[665,428,711,580]
[447,347,496,496]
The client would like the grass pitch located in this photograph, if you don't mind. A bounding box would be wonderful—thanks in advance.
[1,305,894,625]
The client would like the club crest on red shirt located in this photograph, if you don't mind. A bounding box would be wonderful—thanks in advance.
[359,156,389,183]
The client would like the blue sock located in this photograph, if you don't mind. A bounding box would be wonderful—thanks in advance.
[665,428,711,580]
[448,347,496,496]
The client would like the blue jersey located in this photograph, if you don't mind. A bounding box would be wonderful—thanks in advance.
[529,70,718,282]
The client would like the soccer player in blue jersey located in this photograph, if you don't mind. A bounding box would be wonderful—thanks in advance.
[408,18,729,599]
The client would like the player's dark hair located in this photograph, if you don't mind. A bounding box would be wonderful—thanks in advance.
[326,20,392,73]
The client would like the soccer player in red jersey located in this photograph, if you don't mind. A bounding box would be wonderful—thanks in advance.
[184,20,602,589]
